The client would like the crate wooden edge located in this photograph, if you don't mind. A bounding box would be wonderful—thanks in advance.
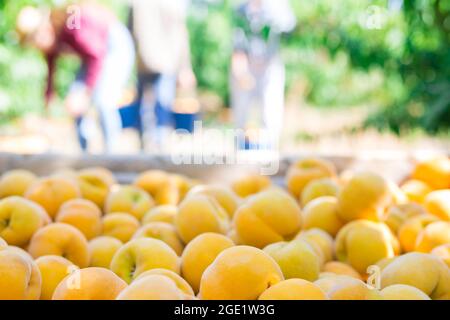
[0,152,423,184]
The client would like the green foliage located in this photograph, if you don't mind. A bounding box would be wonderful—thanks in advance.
[284,0,406,107]
[0,0,449,133]
[0,0,50,123]
[188,0,233,105]
[366,0,450,133]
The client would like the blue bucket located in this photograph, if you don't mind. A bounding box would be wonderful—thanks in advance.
[173,112,199,133]
[119,103,140,129]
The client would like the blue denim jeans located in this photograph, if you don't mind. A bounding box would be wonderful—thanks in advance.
[72,22,135,152]
[136,72,177,146]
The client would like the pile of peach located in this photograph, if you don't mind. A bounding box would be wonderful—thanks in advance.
[0,156,449,300]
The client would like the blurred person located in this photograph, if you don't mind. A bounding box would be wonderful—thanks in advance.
[16,2,135,153]
[129,0,196,150]
[231,0,296,150]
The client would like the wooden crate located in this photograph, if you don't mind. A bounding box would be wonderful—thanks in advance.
[0,152,417,185]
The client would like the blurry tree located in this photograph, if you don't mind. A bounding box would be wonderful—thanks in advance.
[188,0,233,105]
[0,0,449,133]
[285,0,406,108]
[0,0,51,124]
[285,0,450,133]
[366,0,450,133]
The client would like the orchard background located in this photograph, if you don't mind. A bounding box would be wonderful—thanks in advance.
[0,0,449,153]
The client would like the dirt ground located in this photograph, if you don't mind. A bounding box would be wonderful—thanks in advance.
[281,105,449,157]
[0,104,448,157]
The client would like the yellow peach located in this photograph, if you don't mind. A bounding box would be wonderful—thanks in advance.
[233,189,302,248]
[386,179,408,205]
[25,177,80,218]
[398,214,439,252]
[135,268,194,296]
[105,185,154,220]
[318,272,338,279]
[28,223,89,268]
[181,233,234,293]
[35,255,75,300]
[322,261,362,280]
[300,178,340,207]
[2,244,34,259]
[110,238,180,283]
[286,158,336,199]
[314,275,376,300]
[231,174,271,198]
[337,171,391,222]
[142,205,178,225]
[0,246,41,300]
[116,274,191,300]
[0,170,37,198]
[424,189,450,221]
[77,167,116,209]
[335,220,399,274]
[431,244,450,267]
[295,228,334,265]
[375,256,396,271]
[176,194,230,244]
[187,185,241,218]
[80,167,115,185]
[400,179,432,204]
[55,199,102,240]
[132,222,184,255]
[412,156,450,190]
[133,170,180,205]
[259,278,327,300]
[263,239,320,281]
[171,174,199,201]
[381,252,450,300]
[227,229,242,245]
[154,177,181,205]
[302,196,344,237]
[379,284,430,300]
[102,213,140,243]
[383,203,426,234]
[88,236,123,268]
[199,246,284,300]
[438,293,450,300]
[0,196,50,247]
[52,267,127,300]
[414,221,450,253]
